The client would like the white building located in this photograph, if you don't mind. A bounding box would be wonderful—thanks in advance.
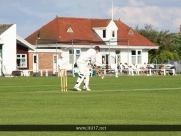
[0,24,34,76]
[25,17,158,74]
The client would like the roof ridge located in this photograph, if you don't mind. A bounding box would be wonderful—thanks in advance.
[56,16,112,21]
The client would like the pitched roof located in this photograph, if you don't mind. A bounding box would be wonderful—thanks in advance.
[115,20,156,46]
[0,24,13,35]
[25,17,156,47]
[91,19,111,27]
[17,35,35,50]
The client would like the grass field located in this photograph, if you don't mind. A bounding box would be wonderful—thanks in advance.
[0,75,181,136]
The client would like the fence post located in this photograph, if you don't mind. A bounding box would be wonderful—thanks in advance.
[173,69,175,76]
[163,69,166,76]
[149,69,152,76]
[40,70,43,76]
[115,69,119,77]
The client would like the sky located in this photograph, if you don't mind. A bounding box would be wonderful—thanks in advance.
[0,0,181,38]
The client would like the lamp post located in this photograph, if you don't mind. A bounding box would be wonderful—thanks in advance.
[56,42,57,75]
[72,40,74,77]
[127,40,130,65]
[35,39,38,75]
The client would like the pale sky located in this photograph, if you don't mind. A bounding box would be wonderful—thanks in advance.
[0,0,181,38]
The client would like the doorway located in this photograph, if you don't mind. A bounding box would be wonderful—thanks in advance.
[33,54,38,72]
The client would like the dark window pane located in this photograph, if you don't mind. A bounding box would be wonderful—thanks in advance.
[76,50,80,54]
[112,31,115,37]
[17,59,20,66]
[69,50,74,54]
[103,30,106,38]
[34,56,37,63]
[132,50,136,55]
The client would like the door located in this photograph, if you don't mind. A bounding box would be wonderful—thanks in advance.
[33,54,38,72]
[102,55,106,64]
[106,55,109,65]
[53,54,58,74]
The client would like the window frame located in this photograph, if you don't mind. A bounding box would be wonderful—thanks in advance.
[131,50,142,64]
[17,54,27,68]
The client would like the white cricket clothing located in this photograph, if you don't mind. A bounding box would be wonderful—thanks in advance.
[58,58,63,69]
[58,58,64,77]
[0,57,2,76]
[75,48,97,89]
[77,49,96,64]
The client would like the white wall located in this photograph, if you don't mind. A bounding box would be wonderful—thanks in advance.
[106,20,118,45]
[120,49,130,64]
[142,49,148,64]
[1,24,16,75]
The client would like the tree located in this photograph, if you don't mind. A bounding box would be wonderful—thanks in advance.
[135,24,179,63]
[170,34,181,57]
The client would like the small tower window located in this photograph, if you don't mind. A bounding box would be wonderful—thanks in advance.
[112,31,115,37]
[103,30,106,38]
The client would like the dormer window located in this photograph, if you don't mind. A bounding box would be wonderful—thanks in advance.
[67,27,73,33]
[103,30,106,38]
[128,30,134,35]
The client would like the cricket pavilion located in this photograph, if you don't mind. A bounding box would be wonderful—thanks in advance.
[25,16,158,76]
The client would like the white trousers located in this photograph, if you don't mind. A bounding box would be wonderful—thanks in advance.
[75,61,90,88]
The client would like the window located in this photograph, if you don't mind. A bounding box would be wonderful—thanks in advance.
[69,50,74,54]
[34,55,37,63]
[17,54,27,68]
[112,31,115,37]
[103,30,106,38]
[75,49,81,62]
[54,55,57,63]
[131,50,136,55]
[75,49,80,55]
[131,50,142,64]
[137,51,142,64]
[116,50,120,54]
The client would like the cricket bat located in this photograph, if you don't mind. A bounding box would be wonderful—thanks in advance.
[93,65,104,79]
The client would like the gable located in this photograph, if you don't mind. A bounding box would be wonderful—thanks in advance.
[0,24,13,35]
[107,20,118,30]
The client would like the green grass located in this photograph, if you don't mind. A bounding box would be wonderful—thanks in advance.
[0,76,181,136]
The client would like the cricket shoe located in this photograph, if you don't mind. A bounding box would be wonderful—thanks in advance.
[74,86,82,91]
[83,86,91,91]
[85,88,91,91]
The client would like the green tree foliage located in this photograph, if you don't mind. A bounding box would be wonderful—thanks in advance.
[170,34,181,57]
[135,24,180,63]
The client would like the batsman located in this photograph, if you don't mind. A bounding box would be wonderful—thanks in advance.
[74,46,102,91]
